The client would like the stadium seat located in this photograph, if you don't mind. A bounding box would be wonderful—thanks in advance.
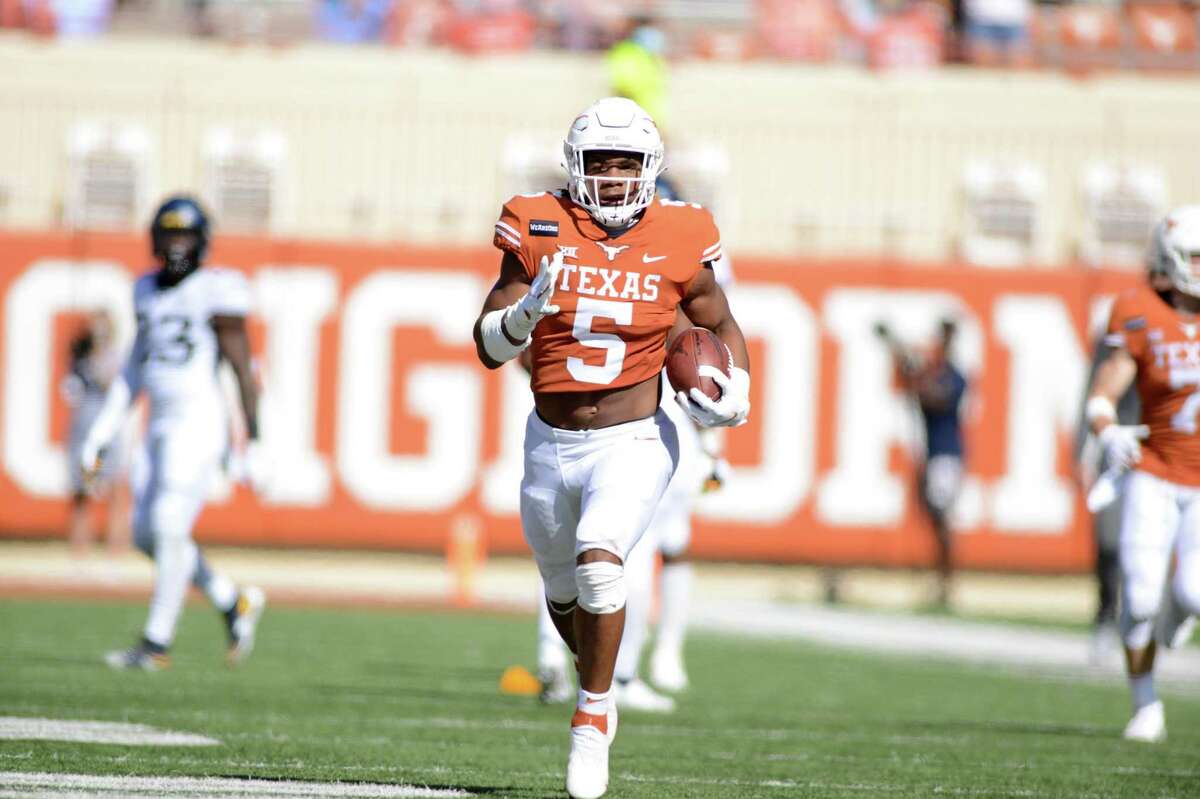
[1078,162,1167,268]
[1049,4,1126,74]
[960,160,1048,267]
[1128,3,1198,71]
[64,121,152,232]
[203,127,288,235]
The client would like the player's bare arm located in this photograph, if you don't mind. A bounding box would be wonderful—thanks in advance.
[473,252,534,370]
[213,314,260,440]
[1087,344,1146,468]
[678,266,748,371]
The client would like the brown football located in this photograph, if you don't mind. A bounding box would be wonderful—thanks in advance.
[665,327,731,403]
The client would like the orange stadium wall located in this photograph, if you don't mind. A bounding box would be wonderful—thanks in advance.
[0,232,1142,572]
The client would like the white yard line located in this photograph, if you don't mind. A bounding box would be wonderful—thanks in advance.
[0,718,219,747]
[692,600,1200,690]
[0,773,471,798]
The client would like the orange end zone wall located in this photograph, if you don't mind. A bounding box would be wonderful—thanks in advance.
[0,231,1141,571]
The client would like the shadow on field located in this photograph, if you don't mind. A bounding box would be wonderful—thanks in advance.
[896,718,1114,739]
[215,773,517,796]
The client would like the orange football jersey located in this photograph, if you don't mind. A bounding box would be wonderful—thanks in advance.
[1105,287,1200,486]
[493,191,722,394]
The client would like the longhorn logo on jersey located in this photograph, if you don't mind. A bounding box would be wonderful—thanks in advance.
[493,192,722,393]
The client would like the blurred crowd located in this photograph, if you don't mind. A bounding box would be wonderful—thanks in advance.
[1,0,1197,73]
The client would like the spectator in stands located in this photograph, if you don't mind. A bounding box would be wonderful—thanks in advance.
[607,15,669,130]
[21,0,113,36]
[877,318,968,608]
[63,310,131,560]
[961,0,1032,66]
[315,0,393,43]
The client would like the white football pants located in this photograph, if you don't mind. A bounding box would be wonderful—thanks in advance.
[1118,470,1200,648]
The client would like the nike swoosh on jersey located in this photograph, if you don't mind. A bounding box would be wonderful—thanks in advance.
[642,254,667,263]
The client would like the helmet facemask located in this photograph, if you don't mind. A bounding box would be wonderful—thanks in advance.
[566,146,663,229]
[155,231,204,285]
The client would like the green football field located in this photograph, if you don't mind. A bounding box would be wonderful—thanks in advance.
[1,597,1197,798]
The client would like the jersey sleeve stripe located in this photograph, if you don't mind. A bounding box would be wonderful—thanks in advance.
[702,248,723,263]
[495,228,521,249]
[495,221,521,242]
[702,241,722,255]
[1103,332,1126,348]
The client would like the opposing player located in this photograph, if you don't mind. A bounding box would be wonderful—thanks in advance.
[79,195,268,671]
[473,97,749,798]
[1086,206,1200,742]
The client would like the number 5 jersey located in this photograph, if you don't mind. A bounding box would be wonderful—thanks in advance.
[128,268,251,436]
[494,191,722,394]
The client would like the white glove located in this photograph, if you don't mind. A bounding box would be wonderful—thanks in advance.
[1098,423,1149,469]
[241,439,272,495]
[504,251,563,340]
[676,366,750,428]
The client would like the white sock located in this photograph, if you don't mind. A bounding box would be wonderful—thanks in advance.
[144,536,198,647]
[537,587,570,674]
[1130,673,1157,711]
[656,561,692,656]
[614,542,655,683]
[577,687,610,717]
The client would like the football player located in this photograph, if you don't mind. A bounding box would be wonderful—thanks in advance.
[1085,206,1200,742]
[79,195,268,671]
[474,97,750,799]
[1076,250,1173,663]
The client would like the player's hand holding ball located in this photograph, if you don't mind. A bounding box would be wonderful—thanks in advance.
[505,251,563,340]
[1098,423,1150,469]
[78,437,107,492]
[667,327,750,428]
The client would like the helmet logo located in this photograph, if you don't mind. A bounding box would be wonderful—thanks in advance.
[595,242,629,262]
[572,116,589,132]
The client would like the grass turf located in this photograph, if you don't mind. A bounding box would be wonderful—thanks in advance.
[0,598,1197,798]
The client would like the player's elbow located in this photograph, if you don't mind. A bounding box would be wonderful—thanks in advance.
[473,326,504,370]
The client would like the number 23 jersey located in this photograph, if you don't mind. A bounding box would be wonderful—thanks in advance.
[130,267,250,432]
[1106,287,1200,485]
[494,191,722,394]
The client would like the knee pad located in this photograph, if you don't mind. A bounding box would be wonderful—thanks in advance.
[576,560,626,615]
[1120,608,1155,650]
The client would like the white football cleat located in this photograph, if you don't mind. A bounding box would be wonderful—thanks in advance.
[1123,700,1166,743]
[226,586,266,665]
[539,662,574,705]
[649,648,689,693]
[614,678,676,713]
[566,708,614,799]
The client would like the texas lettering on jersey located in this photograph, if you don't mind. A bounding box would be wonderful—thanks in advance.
[1106,287,1200,485]
[494,191,722,394]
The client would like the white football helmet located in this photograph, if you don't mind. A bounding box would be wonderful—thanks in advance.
[562,97,664,228]
[1150,206,1200,297]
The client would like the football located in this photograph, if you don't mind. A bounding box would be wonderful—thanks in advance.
[665,327,732,403]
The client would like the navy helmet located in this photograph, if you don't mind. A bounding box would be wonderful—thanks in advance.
[150,195,210,284]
